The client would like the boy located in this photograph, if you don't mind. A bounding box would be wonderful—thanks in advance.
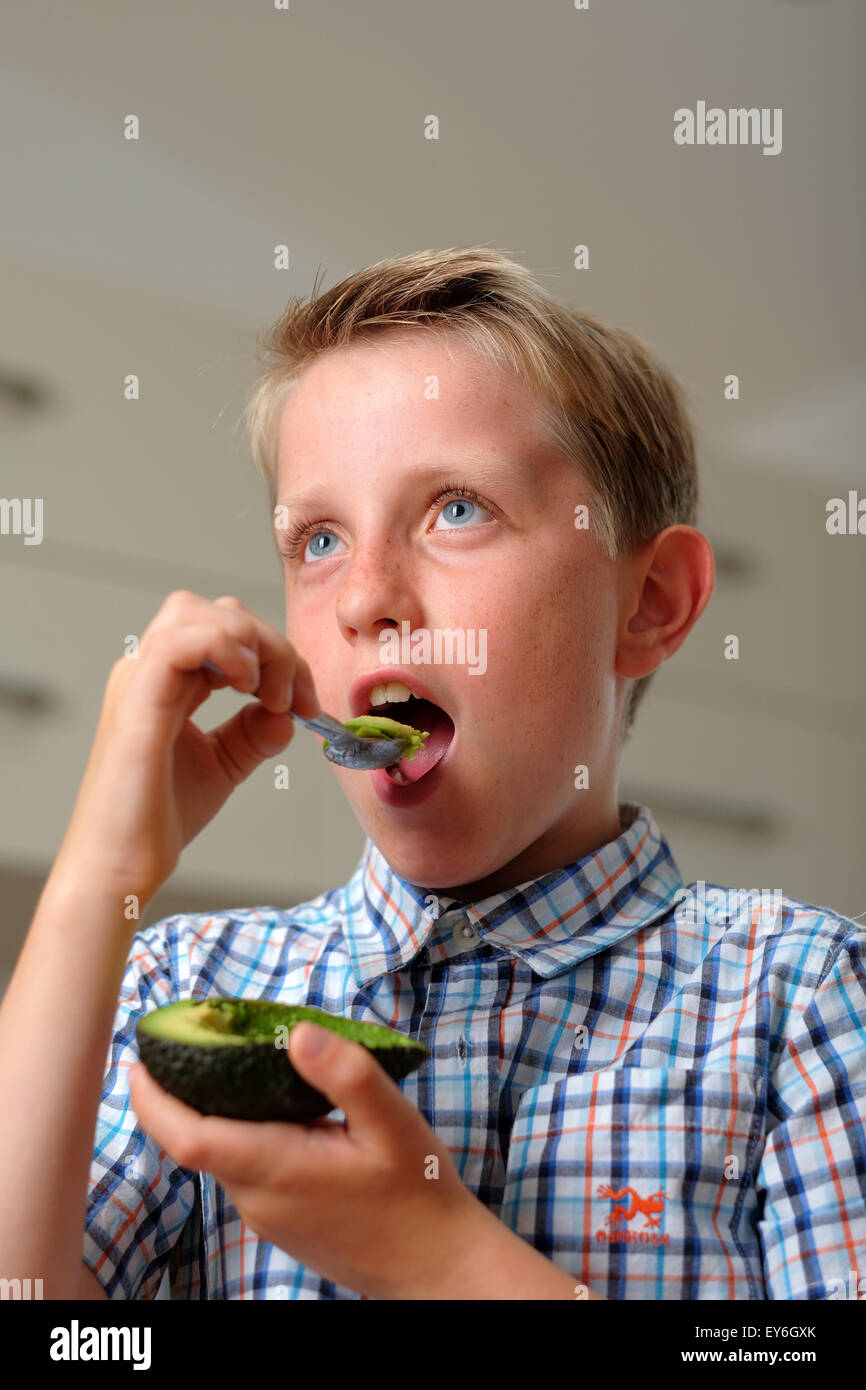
[1,247,863,1300]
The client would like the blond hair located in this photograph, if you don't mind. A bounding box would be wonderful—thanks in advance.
[242,245,698,738]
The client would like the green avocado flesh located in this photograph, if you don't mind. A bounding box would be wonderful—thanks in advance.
[136,998,430,1122]
[340,714,429,760]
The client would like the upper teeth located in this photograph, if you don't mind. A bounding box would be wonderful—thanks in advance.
[368,680,414,708]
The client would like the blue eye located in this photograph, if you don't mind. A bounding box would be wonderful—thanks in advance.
[432,491,493,531]
[434,498,475,528]
[303,530,344,562]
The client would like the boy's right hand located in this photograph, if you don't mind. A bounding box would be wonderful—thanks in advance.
[53,591,320,904]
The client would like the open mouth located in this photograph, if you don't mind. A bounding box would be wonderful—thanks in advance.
[369,694,455,785]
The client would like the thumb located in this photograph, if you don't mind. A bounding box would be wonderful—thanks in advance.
[206,703,297,785]
[289,1022,409,1136]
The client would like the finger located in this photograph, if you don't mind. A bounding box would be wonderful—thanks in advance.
[143,592,319,721]
[200,651,319,725]
[209,597,298,716]
[128,1063,273,1184]
[127,1062,215,1167]
[134,621,261,728]
[141,598,275,707]
[206,598,320,720]
[288,1025,424,1160]
[285,650,320,721]
[140,589,225,647]
[128,1063,343,1188]
[205,702,298,786]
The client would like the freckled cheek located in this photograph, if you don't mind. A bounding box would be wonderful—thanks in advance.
[444,576,529,648]
[284,612,329,688]
[284,610,314,654]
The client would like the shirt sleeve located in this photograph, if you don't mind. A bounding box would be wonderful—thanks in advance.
[81,918,198,1300]
[756,925,866,1299]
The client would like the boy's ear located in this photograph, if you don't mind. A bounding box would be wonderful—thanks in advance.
[615,525,714,681]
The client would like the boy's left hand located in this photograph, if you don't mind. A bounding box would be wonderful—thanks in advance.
[128,1020,484,1300]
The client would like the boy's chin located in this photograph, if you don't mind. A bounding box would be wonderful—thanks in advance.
[359,819,484,892]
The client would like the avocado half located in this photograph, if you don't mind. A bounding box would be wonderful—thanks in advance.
[136,998,430,1122]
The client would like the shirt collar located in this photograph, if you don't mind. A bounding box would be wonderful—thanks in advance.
[343,802,684,985]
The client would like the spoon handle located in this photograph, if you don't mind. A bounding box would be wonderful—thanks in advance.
[291,711,355,740]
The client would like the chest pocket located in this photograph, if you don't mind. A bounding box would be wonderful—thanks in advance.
[499,1066,767,1300]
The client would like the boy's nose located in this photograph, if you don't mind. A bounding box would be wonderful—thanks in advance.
[334,557,422,644]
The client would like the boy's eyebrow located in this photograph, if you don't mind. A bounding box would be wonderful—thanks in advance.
[276,454,527,512]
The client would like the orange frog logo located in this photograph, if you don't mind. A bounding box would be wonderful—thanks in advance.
[594,1184,670,1245]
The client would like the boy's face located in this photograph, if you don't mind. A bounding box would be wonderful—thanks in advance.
[275,329,625,898]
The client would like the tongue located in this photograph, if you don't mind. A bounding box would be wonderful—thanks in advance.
[382,699,454,784]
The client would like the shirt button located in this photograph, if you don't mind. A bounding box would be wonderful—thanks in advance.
[454,919,479,945]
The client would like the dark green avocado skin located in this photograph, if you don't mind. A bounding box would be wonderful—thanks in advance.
[136,1001,430,1123]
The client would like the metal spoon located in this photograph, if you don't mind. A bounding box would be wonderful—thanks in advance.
[200,659,411,771]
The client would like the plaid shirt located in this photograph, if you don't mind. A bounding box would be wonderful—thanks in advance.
[83,802,866,1300]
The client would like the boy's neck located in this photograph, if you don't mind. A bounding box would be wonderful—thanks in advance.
[429,800,625,903]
